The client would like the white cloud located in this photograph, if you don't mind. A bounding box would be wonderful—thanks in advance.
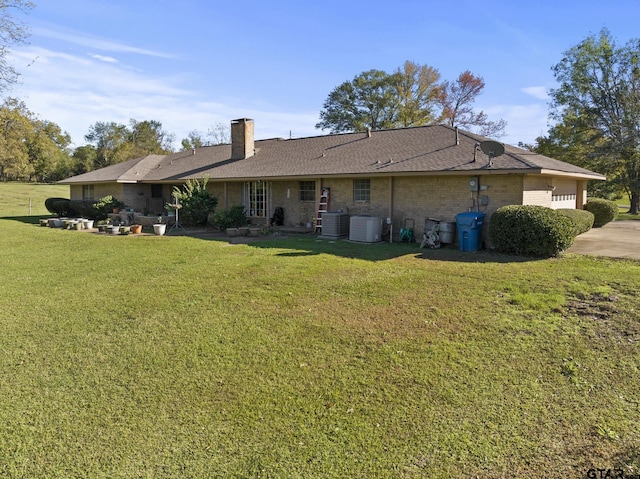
[10,45,319,149]
[32,25,176,59]
[522,86,549,100]
[89,53,118,64]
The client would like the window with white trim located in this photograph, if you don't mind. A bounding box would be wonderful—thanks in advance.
[243,181,268,217]
[353,179,371,202]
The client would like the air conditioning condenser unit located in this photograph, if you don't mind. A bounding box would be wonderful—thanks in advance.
[349,215,382,243]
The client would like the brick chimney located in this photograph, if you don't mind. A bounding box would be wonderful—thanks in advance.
[231,118,254,159]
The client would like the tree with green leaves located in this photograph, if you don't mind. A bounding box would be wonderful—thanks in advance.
[84,121,129,168]
[0,97,71,181]
[181,130,206,150]
[316,69,398,133]
[394,60,443,127]
[84,119,174,169]
[547,29,640,214]
[0,0,34,92]
[128,119,174,158]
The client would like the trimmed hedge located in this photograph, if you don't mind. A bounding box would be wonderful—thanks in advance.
[585,198,618,227]
[45,197,69,216]
[45,197,71,217]
[489,205,576,257]
[556,208,595,235]
[69,200,97,219]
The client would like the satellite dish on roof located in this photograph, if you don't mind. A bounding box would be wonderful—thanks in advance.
[479,140,504,167]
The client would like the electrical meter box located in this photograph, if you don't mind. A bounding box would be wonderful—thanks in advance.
[469,176,479,191]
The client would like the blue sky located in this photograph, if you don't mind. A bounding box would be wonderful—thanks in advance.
[8,0,640,149]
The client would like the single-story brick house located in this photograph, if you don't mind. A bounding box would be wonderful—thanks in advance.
[59,118,605,240]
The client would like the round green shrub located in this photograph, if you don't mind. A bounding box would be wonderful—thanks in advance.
[48,198,71,217]
[585,198,618,227]
[45,197,69,215]
[489,205,576,257]
[556,208,595,235]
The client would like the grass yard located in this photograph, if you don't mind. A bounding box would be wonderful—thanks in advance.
[0,182,69,217]
[0,213,639,478]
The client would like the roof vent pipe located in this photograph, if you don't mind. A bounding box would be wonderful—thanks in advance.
[455,127,459,145]
[366,127,371,138]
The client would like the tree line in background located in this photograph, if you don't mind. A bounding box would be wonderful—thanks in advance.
[0,99,231,182]
[0,2,638,213]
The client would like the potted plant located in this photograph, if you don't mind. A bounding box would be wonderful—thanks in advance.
[130,224,142,234]
[153,216,166,236]
[112,198,125,214]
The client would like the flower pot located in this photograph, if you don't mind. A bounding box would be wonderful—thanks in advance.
[108,226,120,235]
[130,224,142,234]
[226,228,238,237]
[237,227,249,236]
[83,220,94,229]
[153,224,166,236]
[97,224,108,233]
[73,221,83,230]
[119,226,130,234]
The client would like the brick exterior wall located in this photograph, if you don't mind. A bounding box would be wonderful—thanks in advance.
[522,175,553,208]
[71,172,584,243]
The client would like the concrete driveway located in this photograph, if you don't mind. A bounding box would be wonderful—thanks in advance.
[567,220,640,259]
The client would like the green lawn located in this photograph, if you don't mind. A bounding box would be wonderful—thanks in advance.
[0,182,69,217]
[1,213,639,478]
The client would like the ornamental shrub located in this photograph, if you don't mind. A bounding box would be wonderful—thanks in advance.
[69,200,97,219]
[171,177,218,226]
[585,198,618,227]
[45,198,71,217]
[556,208,595,235]
[92,195,124,221]
[489,205,576,257]
[210,205,248,231]
[45,197,69,215]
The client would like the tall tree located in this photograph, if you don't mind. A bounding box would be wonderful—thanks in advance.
[0,97,71,181]
[439,70,506,137]
[128,119,174,157]
[0,97,31,180]
[84,121,129,168]
[549,29,640,213]
[27,117,72,181]
[316,69,398,133]
[394,60,443,127]
[0,0,34,92]
[181,130,206,150]
[69,145,97,176]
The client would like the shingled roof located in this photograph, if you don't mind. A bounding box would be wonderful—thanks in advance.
[59,124,605,184]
